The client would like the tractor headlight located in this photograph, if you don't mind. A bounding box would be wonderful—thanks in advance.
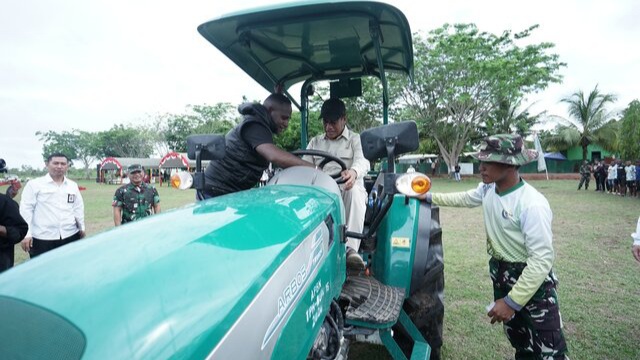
[170,171,194,190]
[395,172,431,196]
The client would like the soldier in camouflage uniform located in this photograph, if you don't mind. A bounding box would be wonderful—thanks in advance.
[419,134,569,359]
[577,160,591,190]
[113,164,161,226]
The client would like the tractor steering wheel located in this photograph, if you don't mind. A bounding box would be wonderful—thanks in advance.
[292,149,348,184]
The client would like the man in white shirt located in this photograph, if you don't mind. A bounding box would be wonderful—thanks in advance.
[632,217,640,263]
[20,153,85,258]
[304,98,370,270]
[607,161,617,194]
[624,160,636,197]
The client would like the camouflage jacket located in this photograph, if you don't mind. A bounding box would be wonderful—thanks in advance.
[579,164,591,175]
[112,183,160,224]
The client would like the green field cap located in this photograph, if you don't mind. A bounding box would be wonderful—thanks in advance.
[128,164,144,174]
[472,134,538,165]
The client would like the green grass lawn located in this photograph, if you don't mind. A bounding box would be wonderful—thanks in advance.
[3,177,640,359]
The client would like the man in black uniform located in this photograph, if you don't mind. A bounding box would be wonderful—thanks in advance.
[0,158,28,272]
[0,193,28,272]
[593,160,603,191]
[616,160,626,196]
[202,93,313,198]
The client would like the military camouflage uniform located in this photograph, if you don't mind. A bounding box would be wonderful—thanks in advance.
[577,163,591,190]
[112,183,160,224]
[473,135,539,165]
[490,259,567,359]
[431,134,568,359]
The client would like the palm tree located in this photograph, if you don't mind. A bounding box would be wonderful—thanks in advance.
[481,97,546,137]
[544,85,618,161]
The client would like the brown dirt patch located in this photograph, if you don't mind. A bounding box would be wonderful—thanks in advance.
[520,173,581,180]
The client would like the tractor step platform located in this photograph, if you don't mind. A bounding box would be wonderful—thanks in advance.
[339,275,404,327]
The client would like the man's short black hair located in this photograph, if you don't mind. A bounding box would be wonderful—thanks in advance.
[46,153,70,163]
[320,98,346,122]
[263,93,291,108]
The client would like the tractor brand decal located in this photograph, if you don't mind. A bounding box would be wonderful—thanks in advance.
[261,225,326,350]
[262,263,309,349]
[305,280,331,328]
[277,264,308,318]
[391,237,411,248]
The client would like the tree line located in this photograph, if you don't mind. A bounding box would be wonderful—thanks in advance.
[38,23,640,178]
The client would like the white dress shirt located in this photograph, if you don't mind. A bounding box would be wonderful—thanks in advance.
[20,174,85,240]
[632,217,640,246]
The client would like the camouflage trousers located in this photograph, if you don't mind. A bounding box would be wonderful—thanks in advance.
[489,258,569,360]
[577,174,590,190]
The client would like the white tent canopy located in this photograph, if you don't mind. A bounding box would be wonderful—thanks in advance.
[397,154,438,163]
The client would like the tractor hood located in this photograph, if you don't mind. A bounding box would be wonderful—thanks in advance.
[0,185,343,359]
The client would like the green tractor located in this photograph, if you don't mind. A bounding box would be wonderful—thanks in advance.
[0,1,444,359]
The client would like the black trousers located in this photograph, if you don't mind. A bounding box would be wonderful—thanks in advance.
[30,232,81,258]
[200,187,227,200]
[0,245,15,273]
[598,176,606,191]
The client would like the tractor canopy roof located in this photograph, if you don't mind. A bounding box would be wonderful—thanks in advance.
[198,0,414,95]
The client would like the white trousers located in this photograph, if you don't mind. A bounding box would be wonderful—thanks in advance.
[341,183,367,251]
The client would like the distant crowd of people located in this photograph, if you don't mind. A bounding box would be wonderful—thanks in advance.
[577,159,639,197]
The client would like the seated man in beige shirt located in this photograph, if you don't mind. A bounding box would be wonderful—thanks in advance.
[304,98,370,269]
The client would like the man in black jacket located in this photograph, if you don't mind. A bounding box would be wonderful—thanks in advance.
[0,192,28,272]
[202,93,313,198]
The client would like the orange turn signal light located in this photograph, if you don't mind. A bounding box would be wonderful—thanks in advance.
[170,173,181,188]
[411,175,431,194]
[170,172,193,190]
[395,172,432,197]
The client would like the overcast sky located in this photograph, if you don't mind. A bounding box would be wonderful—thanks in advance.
[1,0,638,169]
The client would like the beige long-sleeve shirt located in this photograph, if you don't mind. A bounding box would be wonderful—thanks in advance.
[303,126,370,185]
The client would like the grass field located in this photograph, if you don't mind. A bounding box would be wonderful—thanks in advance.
[4,177,640,359]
